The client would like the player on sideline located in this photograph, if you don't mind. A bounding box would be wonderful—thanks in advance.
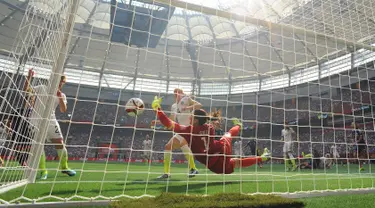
[233,139,242,157]
[157,88,201,179]
[26,70,76,179]
[281,124,297,171]
[352,122,367,171]
[142,134,152,164]
[152,96,270,175]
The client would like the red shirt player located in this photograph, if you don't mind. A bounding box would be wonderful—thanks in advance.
[152,96,270,174]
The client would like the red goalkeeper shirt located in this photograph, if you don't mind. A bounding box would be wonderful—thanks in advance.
[157,110,224,164]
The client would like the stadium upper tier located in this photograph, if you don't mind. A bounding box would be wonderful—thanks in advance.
[0,0,375,95]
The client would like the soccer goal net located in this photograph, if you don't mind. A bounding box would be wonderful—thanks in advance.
[1,0,375,205]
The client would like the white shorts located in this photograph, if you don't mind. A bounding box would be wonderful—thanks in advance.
[234,149,242,156]
[46,120,63,142]
[173,134,186,143]
[143,151,151,158]
[283,142,292,153]
[333,152,340,158]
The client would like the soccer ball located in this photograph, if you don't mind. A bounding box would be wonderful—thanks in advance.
[125,98,144,117]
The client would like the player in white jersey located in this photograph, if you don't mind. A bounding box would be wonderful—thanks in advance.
[330,144,341,166]
[142,134,152,164]
[157,88,202,179]
[319,153,333,169]
[233,139,242,157]
[26,70,75,179]
[281,124,297,171]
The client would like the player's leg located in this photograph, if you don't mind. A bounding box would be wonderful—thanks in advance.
[256,149,263,168]
[234,149,238,157]
[221,125,270,170]
[283,144,291,170]
[178,136,198,177]
[49,121,75,176]
[283,142,296,171]
[39,150,48,179]
[157,136,181,179]
[359,146,367,171]
[143,151,151,164]
[288,151,297,171]
[231,148,270,169]
[356,145,362,171]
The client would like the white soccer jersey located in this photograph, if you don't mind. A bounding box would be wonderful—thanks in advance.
[143,140,152,150]
[319,156,333,169]
[233,141,242,155]
[171,96,192,125]
[30,85,67,123]
[281,128,294,143]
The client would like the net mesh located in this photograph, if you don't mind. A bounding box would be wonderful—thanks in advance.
[0,0,375,204]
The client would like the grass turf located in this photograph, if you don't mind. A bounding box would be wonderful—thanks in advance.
[0,161,374,204]
[111,193,304,208]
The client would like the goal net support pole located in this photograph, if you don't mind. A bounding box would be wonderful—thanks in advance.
[154,0,375,52]
[25,0,80,183]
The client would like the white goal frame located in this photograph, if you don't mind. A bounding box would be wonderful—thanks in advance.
[0,0,80,195]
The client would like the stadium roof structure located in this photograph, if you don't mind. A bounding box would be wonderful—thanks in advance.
[1,0,375,95]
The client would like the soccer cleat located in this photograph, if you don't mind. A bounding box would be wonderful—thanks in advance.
[261,148,271,162]
[188,169,199,178]
[61,169,76,177]
[40,171,48,180]
[157,174,170,179]
[291,166,297,171]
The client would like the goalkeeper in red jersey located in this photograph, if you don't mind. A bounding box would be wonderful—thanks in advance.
[152,96,270,174]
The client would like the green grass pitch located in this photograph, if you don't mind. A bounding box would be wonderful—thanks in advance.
[0,161,375,204]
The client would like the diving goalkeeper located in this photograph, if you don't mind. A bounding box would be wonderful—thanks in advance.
[152,96,270,174]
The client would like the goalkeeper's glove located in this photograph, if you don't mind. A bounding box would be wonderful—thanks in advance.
[152,96,163,111]
[232,118,243,129]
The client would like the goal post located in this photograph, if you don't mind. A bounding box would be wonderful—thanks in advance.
[26,0,81,183]
[0,0,80,194]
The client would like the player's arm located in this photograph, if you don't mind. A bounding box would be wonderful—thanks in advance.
[290,127,295,134]
[23,69,34,107]
[280,130,284,141]
[186,97,202,110]
[23,69,34,92]
[58,93,67,113]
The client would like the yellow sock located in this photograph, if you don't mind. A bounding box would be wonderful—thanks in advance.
[164,151,172,174]
[285,159,290,168]
[290,158,296,168]
[181,145,196,170]
[39,151,47,173]
[57,147,69,170]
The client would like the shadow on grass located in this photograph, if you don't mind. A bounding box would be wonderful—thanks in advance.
[49,180,241,196]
